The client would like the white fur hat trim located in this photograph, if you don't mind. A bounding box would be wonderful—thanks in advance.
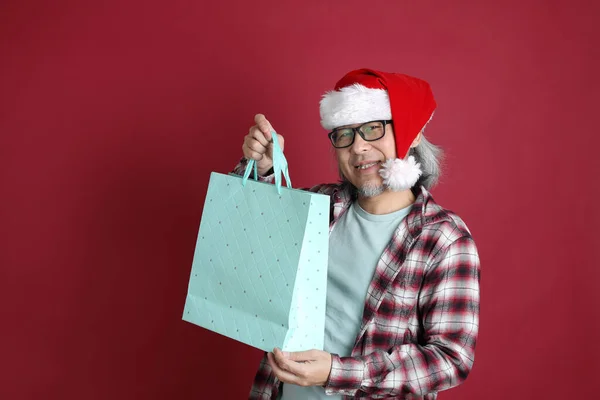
[320,84,391,130]
[379,156,422,191]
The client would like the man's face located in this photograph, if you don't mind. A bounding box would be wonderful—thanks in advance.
[335,122,398,197]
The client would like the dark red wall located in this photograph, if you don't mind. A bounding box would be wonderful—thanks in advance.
[1,1,598,398]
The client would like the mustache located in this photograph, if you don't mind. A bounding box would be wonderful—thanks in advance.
[348,157,384,165]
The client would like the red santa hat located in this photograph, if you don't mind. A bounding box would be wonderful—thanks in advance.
[319,68,437,191]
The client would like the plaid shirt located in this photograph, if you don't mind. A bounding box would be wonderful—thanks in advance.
[235,163,481,399]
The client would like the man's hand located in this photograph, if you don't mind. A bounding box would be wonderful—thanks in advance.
[267,348,332,387]
[242,114,285,176]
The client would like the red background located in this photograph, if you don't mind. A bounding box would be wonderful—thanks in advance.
[1,1,598,399]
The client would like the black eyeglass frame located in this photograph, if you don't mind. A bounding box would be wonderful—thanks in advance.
[327,120,393,148]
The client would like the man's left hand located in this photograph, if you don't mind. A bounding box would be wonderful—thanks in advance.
[267,348,332,387]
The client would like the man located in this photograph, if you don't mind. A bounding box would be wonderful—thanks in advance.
[235,69,481,399]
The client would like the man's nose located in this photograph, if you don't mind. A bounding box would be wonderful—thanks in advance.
[350,132,371,154]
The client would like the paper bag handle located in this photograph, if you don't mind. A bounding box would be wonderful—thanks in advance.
[242,130,292,194]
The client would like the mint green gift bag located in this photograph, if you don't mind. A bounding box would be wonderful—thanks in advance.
[183,132,329,352]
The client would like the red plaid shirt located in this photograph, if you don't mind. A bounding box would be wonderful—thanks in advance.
[235,164,481,399]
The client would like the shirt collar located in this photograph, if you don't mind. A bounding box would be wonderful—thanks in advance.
[333,184,449,238]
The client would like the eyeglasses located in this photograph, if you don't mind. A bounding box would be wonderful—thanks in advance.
[328,120,393,148]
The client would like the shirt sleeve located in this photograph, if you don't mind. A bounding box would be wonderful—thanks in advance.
[248,353,282,399]
[324,235,481,398]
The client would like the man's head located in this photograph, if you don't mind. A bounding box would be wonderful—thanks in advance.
[320,69,439,195]
[330,120,423,197]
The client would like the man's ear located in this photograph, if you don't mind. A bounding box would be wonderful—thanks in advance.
[410,131,422,148]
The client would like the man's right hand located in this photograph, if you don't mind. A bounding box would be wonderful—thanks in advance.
[243,114,285,176]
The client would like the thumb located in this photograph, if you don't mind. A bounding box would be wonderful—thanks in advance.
[254,114,274,141]
[286,350,317,362]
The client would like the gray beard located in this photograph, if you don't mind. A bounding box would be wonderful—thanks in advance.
[356,181,385,198]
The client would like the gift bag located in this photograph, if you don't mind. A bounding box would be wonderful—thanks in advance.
[183,132,329,352]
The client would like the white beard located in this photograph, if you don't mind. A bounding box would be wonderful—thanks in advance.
[356,181,385,198]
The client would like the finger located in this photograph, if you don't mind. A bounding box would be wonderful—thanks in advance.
[273,348,308,376]
[245,136,268,153]
[243,138,267,160]
[254,114,273,141]
[267,352,303,385]
[248,126,270,147]
[244,150,264,161]
[281,349,319,362]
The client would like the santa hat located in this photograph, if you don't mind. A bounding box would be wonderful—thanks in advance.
[319,68,436,191]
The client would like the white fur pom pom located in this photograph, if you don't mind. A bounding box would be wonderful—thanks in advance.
[379,156,422,191]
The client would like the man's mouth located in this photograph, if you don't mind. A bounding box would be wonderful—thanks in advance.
[355,161,381,170]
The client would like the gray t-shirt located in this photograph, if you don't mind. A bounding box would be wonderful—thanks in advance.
[281,201,411,399]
